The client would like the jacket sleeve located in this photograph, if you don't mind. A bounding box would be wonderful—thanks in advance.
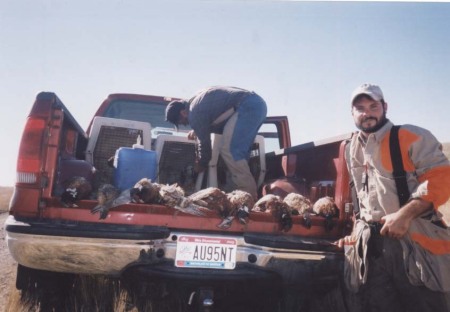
[406,126,450,210]
[189,107,213,167]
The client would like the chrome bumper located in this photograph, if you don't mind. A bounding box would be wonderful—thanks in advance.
[5,216,342,280]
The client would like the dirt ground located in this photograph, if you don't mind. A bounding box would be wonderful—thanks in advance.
[0,211,18,310]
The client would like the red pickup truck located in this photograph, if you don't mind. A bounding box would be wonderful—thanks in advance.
[5,92,354,311]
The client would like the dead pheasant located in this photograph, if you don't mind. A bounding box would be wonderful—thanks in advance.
[189,187,231,216]
[253,194,292,232]
[253,194,281,212]
[312,196,338,231]
[219,190,255,229]
[159,184,209,216]
[189,187,236,229]
[283,193,313,228]
[60,176,93,207]
[91,184,131,220]
[130,178,161,204]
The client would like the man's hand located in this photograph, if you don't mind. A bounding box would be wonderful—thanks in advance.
[380,211,412,239]
[379,198,432,239]
[335,234,356,249]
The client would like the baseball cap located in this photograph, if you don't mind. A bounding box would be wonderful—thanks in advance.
[351,83,384,105]
[165,100,186,128]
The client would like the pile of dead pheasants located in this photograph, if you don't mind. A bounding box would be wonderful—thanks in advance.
[60,177,338,232]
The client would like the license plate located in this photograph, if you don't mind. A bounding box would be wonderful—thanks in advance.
[175,235,237,269]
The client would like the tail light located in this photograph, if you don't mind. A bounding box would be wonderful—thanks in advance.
[16,117,46,184]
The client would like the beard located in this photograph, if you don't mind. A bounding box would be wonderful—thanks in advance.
[356,111,388,133]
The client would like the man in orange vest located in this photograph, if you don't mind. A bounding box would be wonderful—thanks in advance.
[337,83,450,312]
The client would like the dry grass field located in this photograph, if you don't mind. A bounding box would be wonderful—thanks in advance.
[0,187,17,311]
[0,187,13,212]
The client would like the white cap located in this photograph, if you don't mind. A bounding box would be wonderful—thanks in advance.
[351,83,384,105]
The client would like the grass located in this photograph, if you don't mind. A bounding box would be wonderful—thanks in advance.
[0,187,13,212]
[5,274,149,312]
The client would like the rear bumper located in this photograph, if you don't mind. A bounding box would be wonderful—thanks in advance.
[5,215,343,286]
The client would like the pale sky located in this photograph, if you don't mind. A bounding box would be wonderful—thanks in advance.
[1,0,449,186]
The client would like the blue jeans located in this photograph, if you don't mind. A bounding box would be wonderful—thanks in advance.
[217,93,267,198]
[230,93,267,161]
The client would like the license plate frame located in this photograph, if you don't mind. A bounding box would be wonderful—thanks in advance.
[175,235,237,270]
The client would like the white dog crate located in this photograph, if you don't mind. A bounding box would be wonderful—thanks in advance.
[155,133,266,195]
[154,135,198,195]
[86,116,152,188]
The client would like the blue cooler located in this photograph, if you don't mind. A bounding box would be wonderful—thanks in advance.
[113,146,157,191]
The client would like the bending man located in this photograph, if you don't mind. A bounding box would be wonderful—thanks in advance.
[165,86,267,199]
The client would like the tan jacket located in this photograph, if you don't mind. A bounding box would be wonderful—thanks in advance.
[348,120,450,223]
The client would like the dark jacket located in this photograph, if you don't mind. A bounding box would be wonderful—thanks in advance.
[188,86,253,166]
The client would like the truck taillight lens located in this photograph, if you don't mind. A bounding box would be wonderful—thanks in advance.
[16,117,46,184]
